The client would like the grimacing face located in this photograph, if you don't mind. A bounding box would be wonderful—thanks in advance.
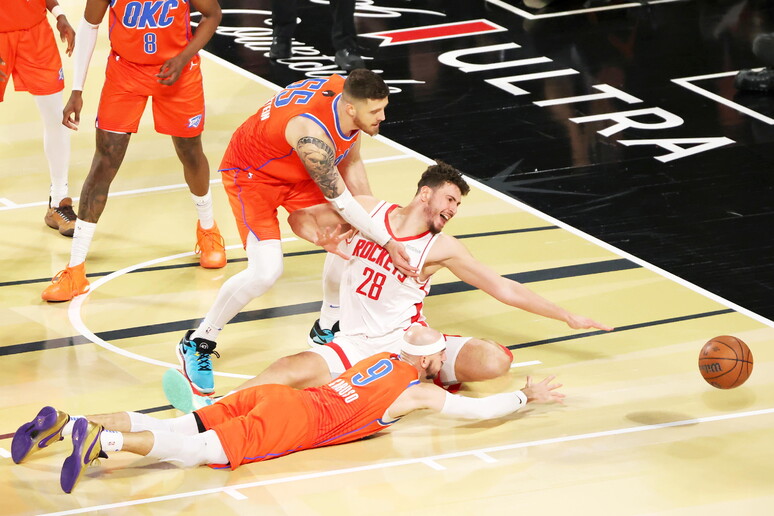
[424,349,447,380]
[353,97,388,136]
[424,183,462,234]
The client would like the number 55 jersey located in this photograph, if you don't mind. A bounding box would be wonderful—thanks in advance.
[340,202,440,342]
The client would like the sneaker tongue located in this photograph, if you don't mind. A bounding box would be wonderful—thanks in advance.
[193,338,216,354]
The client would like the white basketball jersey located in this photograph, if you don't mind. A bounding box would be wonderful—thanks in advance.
[339,201,439,341]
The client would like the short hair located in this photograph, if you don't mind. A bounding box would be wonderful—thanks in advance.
[415,161,470,196]
[343,69,390,101]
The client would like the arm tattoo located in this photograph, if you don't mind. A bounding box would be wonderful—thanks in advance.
[297,136,338,197]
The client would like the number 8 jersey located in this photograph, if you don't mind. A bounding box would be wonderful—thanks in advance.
[108,0,193,65]
[340,201,440,342]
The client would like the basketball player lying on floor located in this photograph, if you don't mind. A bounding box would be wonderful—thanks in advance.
[13,326,564,494]
[168,162,612,412]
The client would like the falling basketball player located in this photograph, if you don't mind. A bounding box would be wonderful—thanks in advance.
[166,161,613,412]
[12,326,564,493]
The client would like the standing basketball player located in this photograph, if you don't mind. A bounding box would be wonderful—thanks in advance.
[12,325,564,492]
[0,0,75,236]
[172,70,415,397]
[41,0,226,302]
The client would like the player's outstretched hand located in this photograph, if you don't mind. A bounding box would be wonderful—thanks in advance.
[384,239,418,277]
[56,15,76,56]
[566,314,614,332]
[314,224,354,260]
[521,375,565,404]
[62,91,83,130]
[156,55,186,85]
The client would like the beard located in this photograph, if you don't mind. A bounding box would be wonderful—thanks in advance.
[354,115,380,136]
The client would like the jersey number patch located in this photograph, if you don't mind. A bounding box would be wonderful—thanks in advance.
[351,359,394,386]
[274,78,327,108]
[356,267,386,300]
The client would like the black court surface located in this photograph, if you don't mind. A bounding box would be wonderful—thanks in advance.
[2,0,774,514]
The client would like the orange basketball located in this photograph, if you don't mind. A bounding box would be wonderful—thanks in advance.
[698,335,753,389]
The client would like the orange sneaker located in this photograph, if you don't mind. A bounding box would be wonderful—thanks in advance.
[42,263,90,302]
[44,197,77,237]
[195,221,226,269]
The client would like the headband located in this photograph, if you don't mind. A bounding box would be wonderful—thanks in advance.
[401,335,446,356]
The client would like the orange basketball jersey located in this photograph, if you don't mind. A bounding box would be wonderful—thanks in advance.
[221,75,361,183]
[302,352,420,448]
[107,0,192,65]
[0,0,46,32]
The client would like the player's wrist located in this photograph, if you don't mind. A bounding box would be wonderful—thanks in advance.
[51,5,66,18]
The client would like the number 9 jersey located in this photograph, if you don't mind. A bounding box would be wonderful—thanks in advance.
[108,0,193,65]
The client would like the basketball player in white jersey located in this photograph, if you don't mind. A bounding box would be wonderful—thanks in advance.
[164,161,612,411]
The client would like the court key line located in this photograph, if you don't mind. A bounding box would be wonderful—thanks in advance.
[38,406,774,516]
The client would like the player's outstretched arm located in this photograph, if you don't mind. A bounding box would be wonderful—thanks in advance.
[439,236,613,331]
[387,376,564,421]
[337,139,372,196]
[156,0,222,85]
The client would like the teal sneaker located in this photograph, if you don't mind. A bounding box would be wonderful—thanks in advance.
[307,320,340,346]
[176,330,219,395]
[163,368,214,414]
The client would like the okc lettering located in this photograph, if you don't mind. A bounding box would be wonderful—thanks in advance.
[122,0,179,29]
[352,239,407,282]
[328,378,359,403]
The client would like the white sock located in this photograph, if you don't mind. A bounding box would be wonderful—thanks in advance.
[62,415,85,437]
[69,219,97,267]
[192,319,223,342]
[320,253,344,328]
[34,92,70,206]
[101,430,123,452]
[192,191,214,230]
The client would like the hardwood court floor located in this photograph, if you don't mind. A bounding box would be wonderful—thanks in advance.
[2,3,774,515]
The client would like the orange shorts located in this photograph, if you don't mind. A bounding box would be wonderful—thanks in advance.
[96,52,204,136]
[0,19,63,102]
[195,384,311,470]
[221,164,327,245]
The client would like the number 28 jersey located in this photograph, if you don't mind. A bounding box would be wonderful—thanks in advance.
[339,202,440,342]
[108,0,193,65]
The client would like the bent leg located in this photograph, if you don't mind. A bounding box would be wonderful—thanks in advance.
[235,351,331,391]
[448,337,514,383]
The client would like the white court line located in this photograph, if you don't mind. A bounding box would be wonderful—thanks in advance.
[68,239,296,379]
[672,69,774,125]
[511,360,541,369]
[486,0,686,20]
[0,157,409,211]
[38,406,774,516]
[474,452,498,463]
[422,459,446,471]
[223,489,248,500]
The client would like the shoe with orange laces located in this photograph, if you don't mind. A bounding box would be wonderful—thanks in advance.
[44,197,77,237]
[42,263,90,302]
[195,221,227,269]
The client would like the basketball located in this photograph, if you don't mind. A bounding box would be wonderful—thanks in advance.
[698,335,753,389]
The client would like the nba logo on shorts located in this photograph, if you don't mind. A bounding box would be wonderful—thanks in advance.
[188,114,202,128]
[58,68,64,81]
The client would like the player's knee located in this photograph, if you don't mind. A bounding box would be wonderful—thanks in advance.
[473,340,513,380]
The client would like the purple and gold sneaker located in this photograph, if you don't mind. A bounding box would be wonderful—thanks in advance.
[11,406,69,464]
[60,418,104,493]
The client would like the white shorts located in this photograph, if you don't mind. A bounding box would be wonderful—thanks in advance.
[308,331,472,385]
